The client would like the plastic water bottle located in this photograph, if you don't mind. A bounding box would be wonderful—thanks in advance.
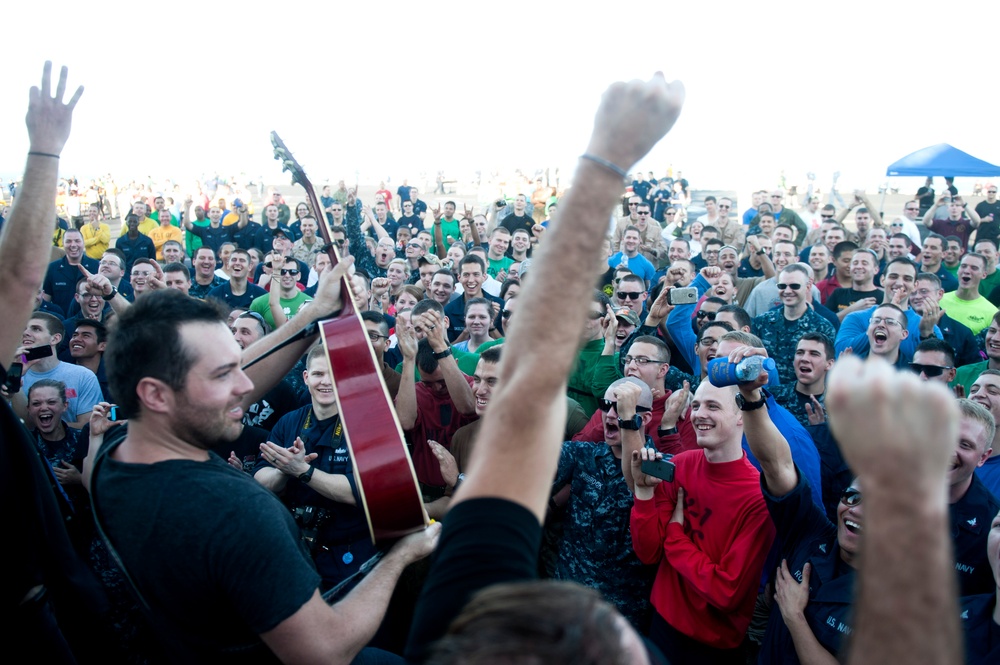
[707,356,779,387]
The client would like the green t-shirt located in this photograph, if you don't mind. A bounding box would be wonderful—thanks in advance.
[939,292,998,335]
[979,268,1000,299]
[435,219,462,253]
[952,360,988,394]
[487,256,514,279]
[249,290,312,329]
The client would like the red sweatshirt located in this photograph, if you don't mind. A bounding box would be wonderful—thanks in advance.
[631,450,775,649]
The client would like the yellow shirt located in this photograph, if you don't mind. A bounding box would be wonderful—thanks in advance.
[148,225,185,260]
[81,222,111,259]
[137,217,158,236]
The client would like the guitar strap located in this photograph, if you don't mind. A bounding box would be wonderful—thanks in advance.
[240,307,341,371]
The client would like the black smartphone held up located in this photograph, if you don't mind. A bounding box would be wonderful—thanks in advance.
[3,362,23,394]
[22,346,54,362]
[641,456,676,483]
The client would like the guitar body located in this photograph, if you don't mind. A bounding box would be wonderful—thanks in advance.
[272,132,426,543]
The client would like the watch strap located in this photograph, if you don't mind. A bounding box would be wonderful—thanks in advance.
[102,286,118,301]
[297,465,315,483]
[432,348,452,360]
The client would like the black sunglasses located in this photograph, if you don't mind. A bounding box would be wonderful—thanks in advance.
[696,310,716,320]
[617,291,643,300]
[841,487,862,507]
[502,310,513,319]
[776,283,803,291]
[598,399,651,413]
[279,268,300,276]
[909,362,953,378]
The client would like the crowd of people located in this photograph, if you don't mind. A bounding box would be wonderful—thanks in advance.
[4,63,999,665]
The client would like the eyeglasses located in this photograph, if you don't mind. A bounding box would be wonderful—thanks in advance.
[665,210,676,215]
[367,331,389,342]
[280,268,300,276]
[79,293,103,300]
[770,195,783,199]
[698,336,720,347]
[776,283,803,291]
[617,291,643,300]
[623,355,666,366]
[909,362,954,377]
[870,316,902,327]
[988,190,998,195]
[841,487,862,507]
[696,310,716,320]
[628,202,639,207]
[333,239,346,247]
[718,205,731,209]
[905,207,920,212]
[598,399,651,413]
[820,213,835,219]
[636,211,650,216]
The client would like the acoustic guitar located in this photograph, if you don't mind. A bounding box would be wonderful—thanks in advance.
[271,132,427,543]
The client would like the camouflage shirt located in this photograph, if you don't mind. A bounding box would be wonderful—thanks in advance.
[769,383,825,429]
[751,309,836,384]
[552,439,656,629]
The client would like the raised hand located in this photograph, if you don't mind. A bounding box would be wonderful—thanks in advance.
[27,61,84,156]
[804,396,826,425]
[661,380,690,429]
[395,318,418,360]
[429,440,458,488]
[585,73,685,175]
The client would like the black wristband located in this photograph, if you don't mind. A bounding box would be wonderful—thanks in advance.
[102,286,118,302]
[28,151,60,159]
[658,426,678,437]
[432,348,452,360]
[297,465,315,484]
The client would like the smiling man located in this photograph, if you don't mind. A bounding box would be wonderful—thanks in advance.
[866,304,910,368]
[969,370,1000,497]
[770,332,835,427]
[939,253,998,335]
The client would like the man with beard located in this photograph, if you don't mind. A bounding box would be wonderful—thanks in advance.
[207,249,267,310]
[91,279,438,662]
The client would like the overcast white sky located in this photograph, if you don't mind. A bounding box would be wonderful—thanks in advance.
[2,0,997,195]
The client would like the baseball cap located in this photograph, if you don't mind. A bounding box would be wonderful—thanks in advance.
[613,307,641,328]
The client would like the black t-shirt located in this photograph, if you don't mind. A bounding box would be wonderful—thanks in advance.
[242,378,300,432]
[92,441,319,662]
[975,200,1000,243]
[916,186,936,214]
[824,287,884,314]
[209,424,270,474]
[499,213,535,235]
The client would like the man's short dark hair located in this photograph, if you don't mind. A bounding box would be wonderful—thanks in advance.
[886,256,919,276]
[874,302,908,329]
[480,346,502,365]
[924,233,946,247]
[963,252,988,270]
[618,274,644,290]
[194,246,216,260]
[915,338,956,367]
[697,320,734,343]
[163,240,184,253]
[945,235,962,247]
[459,254,486,274]
[30,311,65,338]
[593,290,612,311]
[433,268,455,283]
[774,223,794,235]
[360,310,389,337]
[716,304,751,331]
[702,227,721,238]
[975,238,999,252]
[74,318,108,344]
[103,247,127,269]
[107,290,228,418]
[832,241,859,259]
[704,195,717,204]
[797,331,834,360]
[162,262,190,279]
[411,299,446,320]
[916,272,942,289]
[631,335,670,363]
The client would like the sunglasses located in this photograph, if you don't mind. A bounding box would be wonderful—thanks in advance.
[238,311,267,327]
[696,310,716,320]
[909,362,953,377]
[776,283,803,291]
[637,211,650,216]
[502,310,513,319]
[841,487,862,507]
[617,291,644,300]
[820,213,835,219]
[598,399,651,413]
[279,268,300,276]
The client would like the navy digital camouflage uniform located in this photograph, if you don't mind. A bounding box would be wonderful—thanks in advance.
[551,438,656,630]
[769,383,825,429]
[751,309,836,384]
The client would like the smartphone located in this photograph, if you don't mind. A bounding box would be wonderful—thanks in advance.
[495,199,506,209]
[641,456,676,482]
[23,346,54,362]
[3,362,23,394]
[108,405,119,422]
[669,286,698,306]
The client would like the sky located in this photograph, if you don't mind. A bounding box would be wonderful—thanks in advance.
[2,0,998,197]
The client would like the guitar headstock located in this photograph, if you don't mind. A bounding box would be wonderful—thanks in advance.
[270,131,309,189]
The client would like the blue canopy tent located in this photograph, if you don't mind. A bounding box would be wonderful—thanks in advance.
[886,144,1000,177]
